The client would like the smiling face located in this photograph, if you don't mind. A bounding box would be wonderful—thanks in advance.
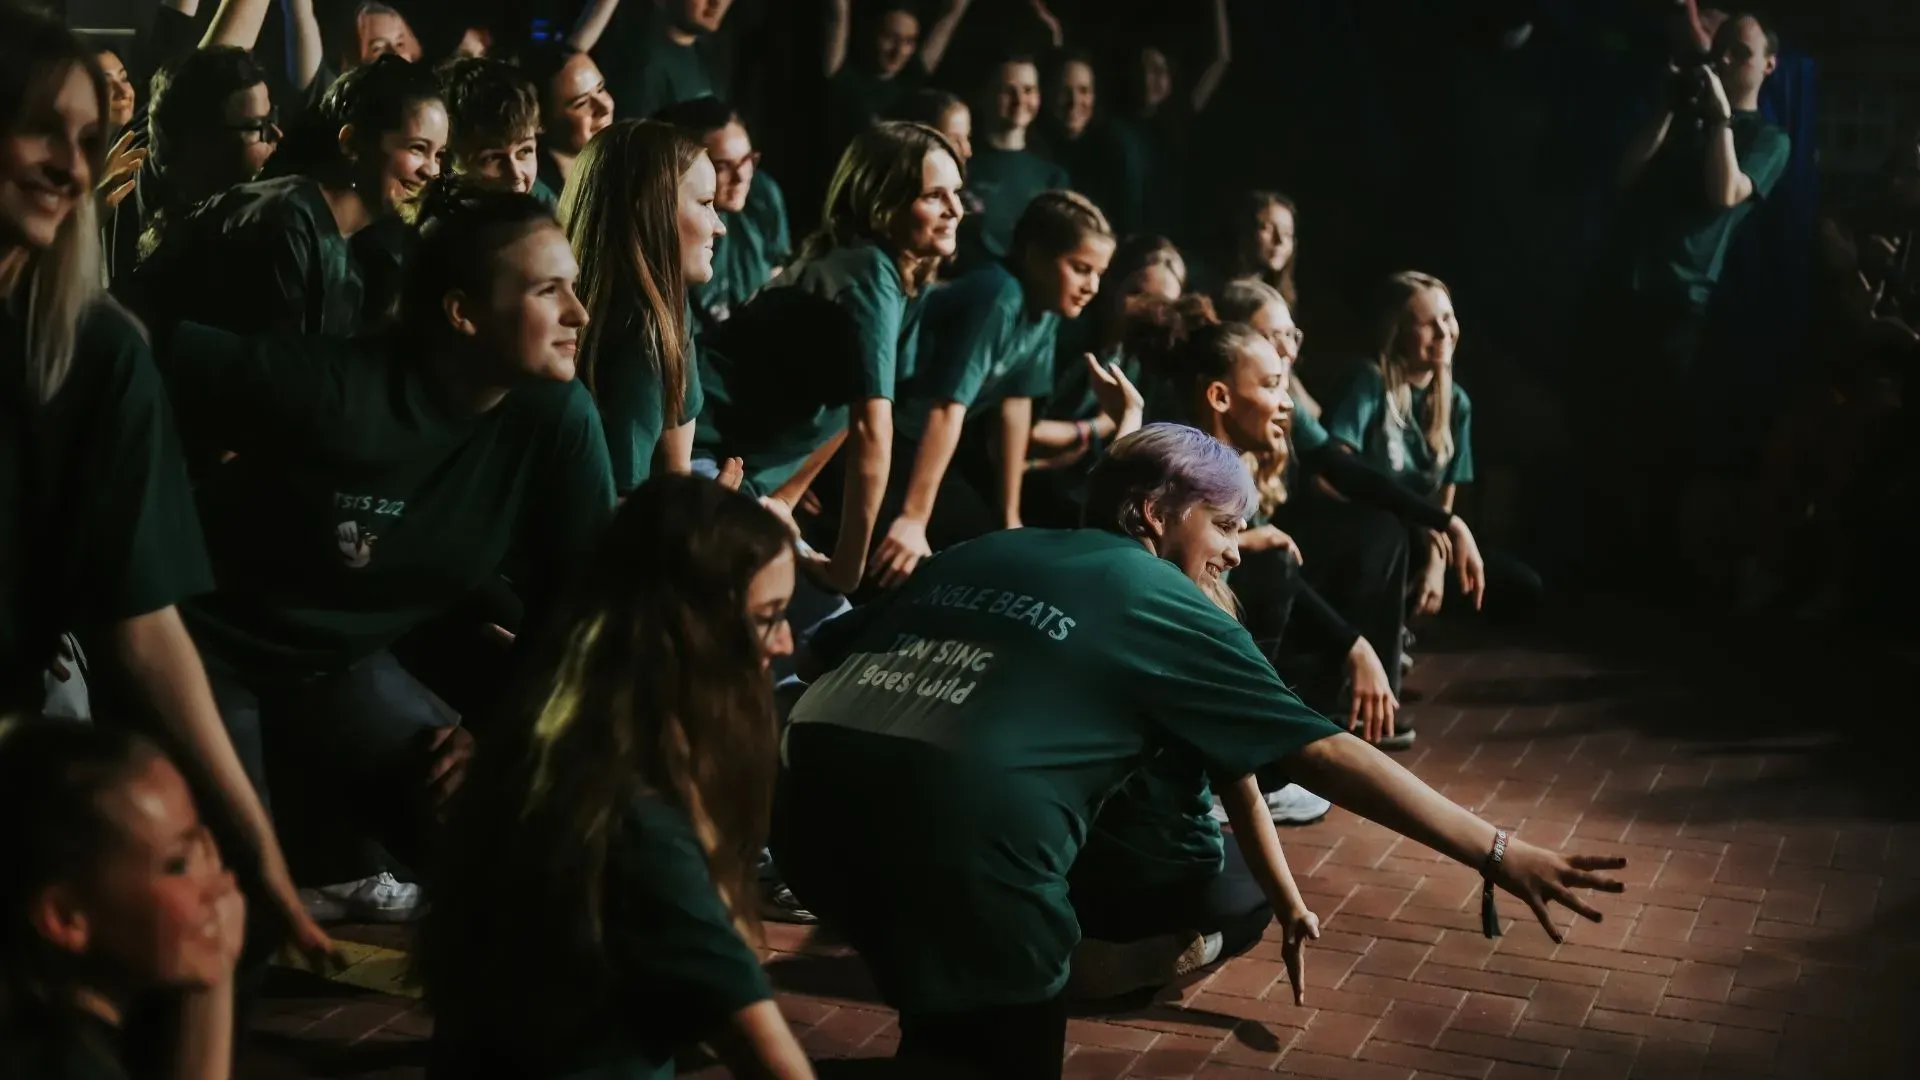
[455,134,539,195]
[0,62,102,253]
[550,54,614,154]
[355,9,422,66]
[1139,47,1173,111]
[218,82,280,187]
[1152,498,1245,591]
[1029,233,1115,319]
[746,546,796,669]
[889,147,964,261]
[874,9,921,79]
[57,756,237,990]
[1050,60,1096,139]
[705,120,755,213]
[97,50,135,130]
[461,223,589,383]
[1253,202,1295,274]
[678,151,725,283]
[367,98,447,212]
[992,61,1041,134]
[1208,335,1293,456]
[1398,286,1458,376]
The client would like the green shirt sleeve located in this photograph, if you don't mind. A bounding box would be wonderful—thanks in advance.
[232,209,323,338]
[1114,560,1343,783]
[1321,363,1384,453]
[681,333,706,427]
[518,383,617,632]
[918,283,1014,409]
[1740,125,1792,202]
[1013,319,1061,400]
[1446,385,1475,487]
[839,254,907,402]
[604,796,774,1050]
[759,174,792,266]
[78,305,215,622]
[1291,407,1333,453]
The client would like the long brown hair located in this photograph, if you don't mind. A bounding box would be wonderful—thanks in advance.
[1236,190,1298,310]
[0,7,108,403]
[420,475,792,1047]
[800,121,960,295]
[1372,270,1457,468]
[557,119,701,424]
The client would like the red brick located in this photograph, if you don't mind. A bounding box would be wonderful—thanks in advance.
[1063,1048,1145,1080]
[1280,1049,1418,1080]
[1130,1033,1226,1078]
[1558,1049,1638,1080]
[1523,981,1599,1027]
[1553,944,1677,976]
[1411,963,1539,1000]
[1295,1009,1382,1057]
[1583,1007,1714,1046]
[1450,992,1527,1036]
[1654,995,1785,1033]
[1632,905,1698,941]
[1343,885,1416,920]
[1665,962,1736,1004]
[1595,971,1667,1014]
[1207,1020,1297,1068]
[1355,940,1435,980]
[1435,1029,1571,1069]
[1373,1001,1456,1048]
[1509,1019,1643,1056]
[1300,987,1396,1019]
[1693,897,1759,935]
[1066,1018,1160,1052]
[1195,1065,1279,1079]
[1484,954,1608,988]
[1358,1038,1495,1079]
[1485,1063,1559,1080]
[1328,914,1447,946]
[1341,975,1469,1011]
[1626,1039,1709,1080]
[1210,957,1287,999]
[1729,951,1796,992]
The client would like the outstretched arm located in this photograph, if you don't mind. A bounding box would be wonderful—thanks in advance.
[920,0,975,75]
[571,0,623,53]
[1191,0,1233,114]
[200,0,271,50]
[823,0,851,77]
[280,0,324,92]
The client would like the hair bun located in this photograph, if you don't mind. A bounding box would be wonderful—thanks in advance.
[1124,293,1218,379]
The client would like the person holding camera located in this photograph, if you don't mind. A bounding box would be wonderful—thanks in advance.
[1589,10,1790,583]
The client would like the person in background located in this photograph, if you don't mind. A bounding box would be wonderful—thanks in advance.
[1325,272,1537,623]
[125,54,445,342]
[890,87,973,167]
[696,121,963,595]
[571,0,734,122]
[142,179,614,925]
[423,475,813,1080]
[560,119,721,493]
[437,57,544,201]
[957,54,1068,274]
[822,0,973,144]
[283,0,425,106]
[774,424,1627,1079]
[95,48,138,134]
[1118,0,1230,245]
[0,722,247,1080]
[1035,50,1144,240]
[868,191,1116,588]
[656,95,790,329]
[0,2,330,967]
[522,43,615,200]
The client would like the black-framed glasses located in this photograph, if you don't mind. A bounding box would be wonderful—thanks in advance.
[226,108,281,143]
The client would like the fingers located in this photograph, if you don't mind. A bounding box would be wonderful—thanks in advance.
[718,457,746,491]
[1568,855,1629,871]
[1525,893,1564,943]
[1554,885,1605,924]
[1084,352,1114,384]
[106,177,137,209]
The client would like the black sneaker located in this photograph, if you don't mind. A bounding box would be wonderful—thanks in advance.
[760,879,818,924]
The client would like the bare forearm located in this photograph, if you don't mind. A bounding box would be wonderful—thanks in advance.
[172,981,235,1080]
[712,1000,815,1080]
[1705,127,1751,208]
[657,420,695,476]
[823,0,850,77]
[110,609,275,858]
[201,0,270,49]
[1219,775,1306,916]
[280,0,323,91]
[1286,733,1498,871]
[831,407,894,584]
[571,0,621,52]
[998,398,1032,525]
[900,404,965,522]
[920,0,973,73]
[774,430,850,506]
[1191,0,1231,113]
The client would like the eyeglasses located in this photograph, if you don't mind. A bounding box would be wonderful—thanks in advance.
[1266,326,1305,353]
[712,151,760,180]
[226,108,282,143]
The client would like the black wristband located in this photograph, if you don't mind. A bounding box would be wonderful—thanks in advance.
[1480,828,1510,939]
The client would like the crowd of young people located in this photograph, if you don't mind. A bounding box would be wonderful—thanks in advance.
[3,3,1645,1078]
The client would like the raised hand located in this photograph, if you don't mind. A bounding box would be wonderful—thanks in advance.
[1085,353,1144,436]
[99,128,145,210]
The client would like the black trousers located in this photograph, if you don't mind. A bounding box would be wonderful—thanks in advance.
[1264,497,1410,702]
[1069,838,1273,961]
[895,996,1069,1080]
[1408,531,1547,624]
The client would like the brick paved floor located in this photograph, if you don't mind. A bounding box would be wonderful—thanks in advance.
[240,607,1920,1078]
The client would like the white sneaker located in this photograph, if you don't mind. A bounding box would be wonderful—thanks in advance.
[309,872,423,924]
[1264,785,1332,826]
[1067,930,1224,999]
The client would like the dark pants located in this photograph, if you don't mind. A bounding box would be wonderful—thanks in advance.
[1069,839,1272,962]
[1409,533,1547,624]
[895,996,1069,1080]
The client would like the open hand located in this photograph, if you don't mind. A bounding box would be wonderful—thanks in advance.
[1346,637,1399,744]
[1492,838,1628,942]
[256,847,341,969]
[1446,518,1486,610]
[872,516,932,589]
[1085,353,1145,436]
[716,457,745,491]
[98,129,144,211]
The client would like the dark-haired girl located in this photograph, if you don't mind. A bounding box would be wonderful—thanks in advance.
[655,96,791,329]
[890,87,973,167]
[775,424,1627,1078]
[1118,0,1230,245]
[522,44,615,198]
[145,179,614,920]
[1035,51,1145,239]
[956,55,1068,275]
[0,1,329,972]
[126,54,446,340]
[561,119,721,492]
[424,474,811,1079]
[868,190,1117,587]
[697,121,963,594]
[0,722,246,1080]
[822,0,973,145]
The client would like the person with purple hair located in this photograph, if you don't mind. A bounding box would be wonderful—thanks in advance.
[773,423,1629,1078]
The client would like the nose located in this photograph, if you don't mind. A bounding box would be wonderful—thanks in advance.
[43,134,85,190]
[711,209,728,237]
[766,621,794,660]
[1220,541,1242,571]
[1278,389,1296,414]
[942,191,963,219]
[562,288,589,329]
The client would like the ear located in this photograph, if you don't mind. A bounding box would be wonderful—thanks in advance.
[29,884,91,957]
[1763,54,1778,77]
[1138,496,1170,545]
[337,123,360,167]
[1204,379,1233,417]
[442,289,482,339]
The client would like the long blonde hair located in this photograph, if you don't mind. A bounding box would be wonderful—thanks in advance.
[2,12,109,403]
[1372,271,1456,469]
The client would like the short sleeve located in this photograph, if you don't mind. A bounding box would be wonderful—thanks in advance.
[229,210,325,337]
[759,175,793,265]
[603,798,774,1047]
[519,384,617,634]
[1740,126,1792,202]
[1446,386,1475,487]
[1013,321,1060,399]
[1291,408,1333,453]
[681,336,706,425]
[1113,562,1342,783]
[838,257,907,402]
[77,307,215,621]
[1321,363,1385,453]
[918,281,1014,408]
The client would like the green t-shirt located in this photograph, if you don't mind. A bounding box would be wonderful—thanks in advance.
[826,62,925,144]
[1323,361,1474,500]
[1070,746,1226,896]
[589,310,705,494]
[896,263,1058,441]
[600,17,717,123]
[0,1011,128,1080]
[125,175,364,339]
[0,300,213,715]
[1039,119,1147,240]
[531,179,561,211]
[1292,407,1333,453]
[692,172,791,327]
[695,240,910,494]
[780,528,1342,1012]
[157,324,615,683]
[955,148,1070,275]
[1632,110,1792,309]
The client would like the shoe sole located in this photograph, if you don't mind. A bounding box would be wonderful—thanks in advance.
[1270,808,1331,826]
[1068,932,1206,1000]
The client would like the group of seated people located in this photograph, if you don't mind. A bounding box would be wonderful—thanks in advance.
[3,2,1628,1079]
